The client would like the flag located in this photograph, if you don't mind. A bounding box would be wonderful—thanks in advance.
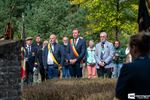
[21,47,26,79]
[21,13,26,80]
[138,0,150,32]
[4,22,13,39]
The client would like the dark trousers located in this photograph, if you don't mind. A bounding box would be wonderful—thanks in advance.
[97,68,112,78]
[69,63,82,78]
[47,65,58,79]
[25,61,34,84]
[39,64,46,81]
[62,65,70,78]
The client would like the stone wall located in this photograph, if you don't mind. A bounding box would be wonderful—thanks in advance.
[0,40,21,100]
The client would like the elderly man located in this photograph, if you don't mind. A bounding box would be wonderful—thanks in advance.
[42,34,63,79]
[95,31,114,78]
[61,37,70,78]
[25,37,36,84]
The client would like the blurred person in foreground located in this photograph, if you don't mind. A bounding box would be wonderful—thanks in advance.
[115,33,150,100]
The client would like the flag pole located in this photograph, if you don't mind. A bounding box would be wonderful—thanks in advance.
[21,13,26,91]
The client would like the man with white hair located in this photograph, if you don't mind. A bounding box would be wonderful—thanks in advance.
[61,36,70,78]
[95,31,114,78]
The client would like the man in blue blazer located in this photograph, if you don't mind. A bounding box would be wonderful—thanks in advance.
[115,34,150,100]
[42,34,63,79]
[95,31,114,78]
[68,28,86,78]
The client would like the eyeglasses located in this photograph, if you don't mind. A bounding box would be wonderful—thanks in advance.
[63,39,68,41]
[100,36,105,37]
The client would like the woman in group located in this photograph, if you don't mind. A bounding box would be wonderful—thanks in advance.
[86,40,96,79]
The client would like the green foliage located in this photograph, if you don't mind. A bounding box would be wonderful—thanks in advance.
[0,0,87,41]
[72,0,138,45]
[0,0,139,45]
[0,0,37,38]
[24,0,87,41]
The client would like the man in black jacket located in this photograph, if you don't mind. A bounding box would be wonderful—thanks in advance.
[25,37,35,84]
[34,35,46,81]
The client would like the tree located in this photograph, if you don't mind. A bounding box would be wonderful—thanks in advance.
[0,0,139,45]
[0,0,37,38]
[0,0,87,40]
[71,0,138,44]
[24,0,87,41]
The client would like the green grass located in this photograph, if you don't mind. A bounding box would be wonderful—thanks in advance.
[22,79,116,100]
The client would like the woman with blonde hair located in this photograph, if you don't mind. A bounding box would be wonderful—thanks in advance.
[86,40,96,79]
[42,40,48,50]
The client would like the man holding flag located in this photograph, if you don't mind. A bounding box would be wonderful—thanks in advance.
[21,43,26,82]
[21,13,27,85]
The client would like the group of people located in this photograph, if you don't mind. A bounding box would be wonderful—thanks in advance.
[23,29,150,99]
[23,28,131,84]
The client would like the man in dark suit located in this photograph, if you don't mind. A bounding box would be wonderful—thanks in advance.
[42,34,63,79]
[25,37,35,84]
[115,34,150,100]
[34,35,46,81]
[68,28,86,78]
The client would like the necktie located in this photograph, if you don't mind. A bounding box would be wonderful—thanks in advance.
[101,42,105,60]
[29,46,31,53]
[101,49,104,60]
[28,46,31,55]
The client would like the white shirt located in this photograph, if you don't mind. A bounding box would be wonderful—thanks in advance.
[51,44,54,52]
[26,45,31,54]
[75,38,79,46]
[47,50,54,65]
[125,47,130,55]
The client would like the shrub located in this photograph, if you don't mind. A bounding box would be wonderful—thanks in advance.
[22,79,116,100]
